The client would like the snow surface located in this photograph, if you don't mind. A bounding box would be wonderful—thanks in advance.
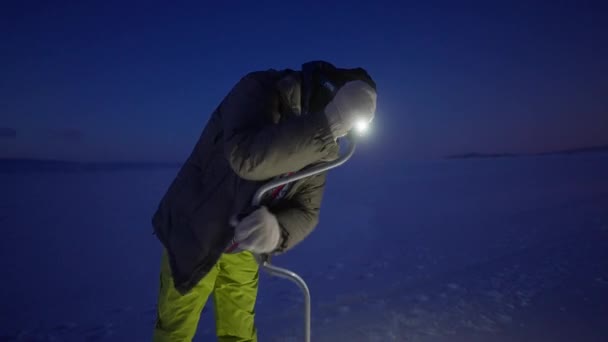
[1,154,607,341]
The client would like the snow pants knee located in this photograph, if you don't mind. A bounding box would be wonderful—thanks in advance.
[153,250,259,342]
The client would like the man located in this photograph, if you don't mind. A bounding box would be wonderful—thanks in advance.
[152,61,377,341]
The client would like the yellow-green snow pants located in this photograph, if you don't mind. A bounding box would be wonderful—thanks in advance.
[153,250,259,342]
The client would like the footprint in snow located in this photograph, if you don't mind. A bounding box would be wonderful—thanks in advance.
[402,315,424,328]
[483,290,504,301]
[499,313,513,324]
[596,277,608,285]
[338,305,351,314]
[446,283,460,290]
[328,262,344,271]
[415,294,429,302]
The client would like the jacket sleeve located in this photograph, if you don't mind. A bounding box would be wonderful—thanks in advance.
[220,72,337,181]
[270,172,327,253]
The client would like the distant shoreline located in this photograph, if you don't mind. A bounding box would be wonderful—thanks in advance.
[446,144,608,160]
[0,159,182,173]
[2,143,607,173]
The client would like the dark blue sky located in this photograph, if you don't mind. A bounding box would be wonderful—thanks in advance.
[1,1,607,162]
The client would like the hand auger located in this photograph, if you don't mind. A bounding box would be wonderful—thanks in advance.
[253,133,358,342]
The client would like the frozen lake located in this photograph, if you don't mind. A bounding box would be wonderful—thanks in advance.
[1,153,607,341]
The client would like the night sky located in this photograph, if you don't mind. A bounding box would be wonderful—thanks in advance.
[1,1,607,162]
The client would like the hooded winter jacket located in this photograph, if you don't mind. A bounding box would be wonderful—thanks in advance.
[152,68,339,295]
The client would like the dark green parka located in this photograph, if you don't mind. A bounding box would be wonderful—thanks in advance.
[152,68,339,294]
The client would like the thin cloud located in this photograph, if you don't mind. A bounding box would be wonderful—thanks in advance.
[0,127,17,139]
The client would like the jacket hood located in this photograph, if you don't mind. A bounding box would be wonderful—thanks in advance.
[301,60,376,114]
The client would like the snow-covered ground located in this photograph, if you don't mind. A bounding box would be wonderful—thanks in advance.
[1,154,607,341]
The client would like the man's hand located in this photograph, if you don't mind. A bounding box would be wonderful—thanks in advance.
[324,80,377,139]
[233,206,281,254]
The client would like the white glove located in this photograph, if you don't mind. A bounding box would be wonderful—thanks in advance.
[324,80,377,138]
[233,206,281,254]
